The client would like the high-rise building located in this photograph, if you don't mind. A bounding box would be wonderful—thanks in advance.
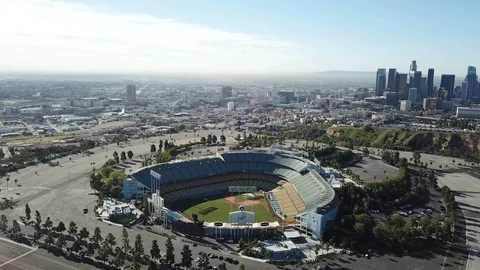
[126,84,136,103]
[419,77,427,101]
[461,81,468,102]
[413,71,422,89]
[408,88,417,103]
[427,68,434,97]
[440,74,456,100]
[409,60,417,85]
[465,66,478,101]
[410,60,417,72]
[221,86,233,99]
[375,68,387,96]
[387,68,397,90]
[395,73,408,99]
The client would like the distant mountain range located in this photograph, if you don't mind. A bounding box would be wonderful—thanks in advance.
[310,70,375,77]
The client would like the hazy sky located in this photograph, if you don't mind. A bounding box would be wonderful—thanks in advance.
[1,0,479,75]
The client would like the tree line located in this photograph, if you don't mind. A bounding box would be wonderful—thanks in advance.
[0,205,200,270]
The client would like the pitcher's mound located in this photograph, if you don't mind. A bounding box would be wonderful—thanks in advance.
[224,196,261,206]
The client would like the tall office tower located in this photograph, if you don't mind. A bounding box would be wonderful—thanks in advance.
[427,68,434,97]
[221,86,233,99]
[387,68,397,90]
[461,81,468,102]
[465,66,478,101]
[412,71,422,89]
[126,84,136,103]
[395,73,408,99]
[375,68,387,96]
[410,60,417,72]
[419,77,427,100]
[377,74,387,96]
[409,60,417,85]
[408,88,417,103]
[440,74,456,100]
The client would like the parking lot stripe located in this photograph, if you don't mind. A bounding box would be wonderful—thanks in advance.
[0,247,37,268]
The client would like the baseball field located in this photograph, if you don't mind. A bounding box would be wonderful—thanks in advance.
[174,193,276,223]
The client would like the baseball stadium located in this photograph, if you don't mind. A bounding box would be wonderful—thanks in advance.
[128,150,338,239]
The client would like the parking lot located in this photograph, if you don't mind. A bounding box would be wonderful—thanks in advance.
[348,156,398,183]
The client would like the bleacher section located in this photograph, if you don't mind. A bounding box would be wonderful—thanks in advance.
[131,151,336,217]
[271,182,306,222]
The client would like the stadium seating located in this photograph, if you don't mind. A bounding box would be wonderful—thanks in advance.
[132,151,336,216]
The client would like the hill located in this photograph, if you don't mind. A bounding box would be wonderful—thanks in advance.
[326,127,480,159]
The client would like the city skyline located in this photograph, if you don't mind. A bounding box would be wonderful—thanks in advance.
[1,0,480,75]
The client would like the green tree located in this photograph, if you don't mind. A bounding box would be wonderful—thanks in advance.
[101,166,114,178]
[45,233,55,247]
[78,227,90,242]
[104,232,117,253]
[113,251,126,269]
[239,264,246,270]
[207,134,212,144]
[133,234,145,262]
[68,221,78,238]
[121,228,130,254]
[97,241,110,263]
[362,147,370,157]
[413,151,421,165]
[89,173,103,192]
[165,237,175,264]
[127,150,134,159]
[159,140,164,151]
[90,227,103,247]
[198,253,210,270]
[24,203,32,224]
[121,151,127,162]
[71,240,82,254]
[219,263,228,270]
[55,221,66,234]
[220,134,226,143]
[0,215,7,232]
[181,244,193,267]
[42,217,53,231]
[8,219,21,239]
[238,238,245,249]
[34,210,42,230]
[212,135,218,144]
[151,240,161,263]
[113,151,119,163]
[200,136,206,142]
[55,235,67,252]
[150,144,157,153]
[148,260,157,270]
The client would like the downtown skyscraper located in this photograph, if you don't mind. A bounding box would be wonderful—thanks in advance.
[375,68,387,96]
[440,74,455,100]
[427,68,434,97]
[387,68,397,90]
[465,66,478,101]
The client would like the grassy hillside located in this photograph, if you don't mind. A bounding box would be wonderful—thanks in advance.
[326,127,480,159]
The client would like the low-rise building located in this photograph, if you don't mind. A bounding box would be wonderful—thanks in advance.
[456,107,480,118]
[400,100,412,112]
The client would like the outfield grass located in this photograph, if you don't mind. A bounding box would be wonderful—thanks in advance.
[174,194,276,223]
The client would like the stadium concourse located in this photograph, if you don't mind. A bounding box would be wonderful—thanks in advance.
[130,149,340,239]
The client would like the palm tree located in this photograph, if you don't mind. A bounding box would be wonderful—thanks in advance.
[14,179,17,186]
[6,177,9,189]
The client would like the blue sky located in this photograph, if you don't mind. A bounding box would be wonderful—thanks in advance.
[1,0,479,75]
